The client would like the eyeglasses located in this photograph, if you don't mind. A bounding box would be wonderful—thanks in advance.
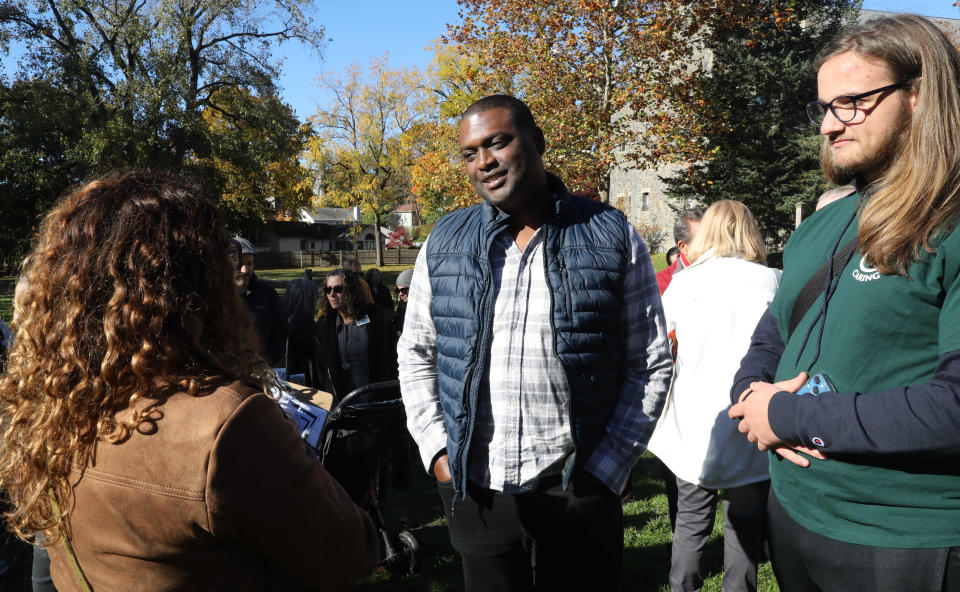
[805,82,907,126]
[324,285,344,295]
[397,287,409,294]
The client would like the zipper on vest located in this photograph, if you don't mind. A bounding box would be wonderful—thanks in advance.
[460,260,495,483]
[546,236,577,489]
[560,257,574,318]
[456,221,503,497]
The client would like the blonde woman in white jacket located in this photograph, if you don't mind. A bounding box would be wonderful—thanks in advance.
[647,200,781,592]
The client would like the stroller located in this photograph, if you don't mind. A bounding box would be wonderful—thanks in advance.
[317,380,419,576]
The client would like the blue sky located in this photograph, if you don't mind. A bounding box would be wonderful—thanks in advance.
[277,0,960,122]
[864,0,958,17]
[276,0,462,121]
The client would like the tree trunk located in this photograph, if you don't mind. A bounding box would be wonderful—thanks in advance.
[598,168,612,204]
[374,211,385,268]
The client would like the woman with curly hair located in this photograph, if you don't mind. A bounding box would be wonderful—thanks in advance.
[0,171,378,591]
[315,269,398,500]
[315,269,397,401]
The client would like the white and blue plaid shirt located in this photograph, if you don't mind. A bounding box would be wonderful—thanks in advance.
[398,225,672,494]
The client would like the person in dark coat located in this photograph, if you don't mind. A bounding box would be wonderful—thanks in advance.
[0,318,10,369]
[234,236,287,366]
[391,268,413,342]
[365,268,395,312]
[283,278,319,386]
[315,269,397,401]
[316,269,399,500]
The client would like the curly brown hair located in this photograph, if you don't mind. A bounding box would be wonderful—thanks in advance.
[318,269,365,321]
[0,170,265,543]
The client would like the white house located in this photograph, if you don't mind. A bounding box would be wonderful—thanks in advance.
[267,221,381,253]
[388,203,421,229]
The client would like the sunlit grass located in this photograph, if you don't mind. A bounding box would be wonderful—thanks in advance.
[358,454,780,592]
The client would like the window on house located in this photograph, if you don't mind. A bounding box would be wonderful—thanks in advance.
[615,193,628,212]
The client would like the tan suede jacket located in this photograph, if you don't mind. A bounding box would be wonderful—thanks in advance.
[48,380,379,591]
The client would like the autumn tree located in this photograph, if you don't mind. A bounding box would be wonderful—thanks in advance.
[0,0,320,268]
[308,57,423,267]
[443,0,699,202]
[402,45,479,220]
[193,88,314,228]
[658,0,857,236]
[444,0,864,237]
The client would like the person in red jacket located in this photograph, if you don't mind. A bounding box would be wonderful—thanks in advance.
[656,208,704,295]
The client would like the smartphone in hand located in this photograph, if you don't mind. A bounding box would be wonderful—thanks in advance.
[795,372,836,396]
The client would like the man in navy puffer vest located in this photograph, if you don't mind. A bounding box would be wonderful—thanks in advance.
[398,95,672,591]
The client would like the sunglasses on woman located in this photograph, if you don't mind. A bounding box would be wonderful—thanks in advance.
[324,285,344,295]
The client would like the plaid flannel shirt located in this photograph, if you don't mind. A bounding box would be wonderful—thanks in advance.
[398,225,672,494]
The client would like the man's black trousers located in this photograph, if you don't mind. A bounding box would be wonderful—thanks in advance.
[437,471,623,592]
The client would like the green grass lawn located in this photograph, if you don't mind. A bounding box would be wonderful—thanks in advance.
[651,252,667,273]
[0,293,11,323]
[356,453,779,592]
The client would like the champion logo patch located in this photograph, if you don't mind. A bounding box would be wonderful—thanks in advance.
[811,437,826,447]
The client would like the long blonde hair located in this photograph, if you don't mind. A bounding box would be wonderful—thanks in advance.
[819,14,960,276]
[0,171,265,544]
[686,200,766,265]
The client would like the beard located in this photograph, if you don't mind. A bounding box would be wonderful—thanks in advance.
[821,141,857,185]
[820,108,912,186]
[820,137,900,185]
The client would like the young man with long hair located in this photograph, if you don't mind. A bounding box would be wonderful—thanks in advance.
[729,14,960,590]
[0,171,378,590]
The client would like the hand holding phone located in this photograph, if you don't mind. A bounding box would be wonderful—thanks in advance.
[795,372,836,396]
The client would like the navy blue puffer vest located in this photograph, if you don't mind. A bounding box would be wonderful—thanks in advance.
[427,175,630,495]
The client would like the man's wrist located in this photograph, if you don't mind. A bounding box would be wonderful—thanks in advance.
[582,448,630,495]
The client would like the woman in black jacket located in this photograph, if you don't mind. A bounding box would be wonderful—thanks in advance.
[315,269,397,401]
[315,268,399,500]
